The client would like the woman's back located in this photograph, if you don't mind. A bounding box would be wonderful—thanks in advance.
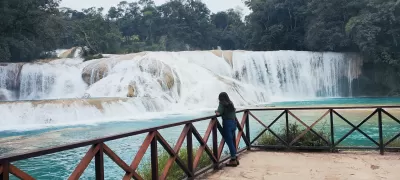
[216,92,236,121]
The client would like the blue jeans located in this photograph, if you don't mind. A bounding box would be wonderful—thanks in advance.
[223,120,237,160]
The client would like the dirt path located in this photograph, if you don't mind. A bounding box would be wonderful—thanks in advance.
[201,151,400,180]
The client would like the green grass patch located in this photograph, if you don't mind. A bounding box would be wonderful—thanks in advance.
[387,138,400,147]
[138,148,212,180]
[256,123,329,147]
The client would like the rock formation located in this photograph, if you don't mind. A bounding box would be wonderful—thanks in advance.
[127,84,136,97]
[210,50,234,66]
[138,58,178,90]
[81,61,110,85]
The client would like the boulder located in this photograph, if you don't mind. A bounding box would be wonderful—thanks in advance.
[127,84,136,97]
[82,62,109,85]
[81,53,147,85]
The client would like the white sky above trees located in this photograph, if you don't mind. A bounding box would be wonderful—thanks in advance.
[60,0,251,15]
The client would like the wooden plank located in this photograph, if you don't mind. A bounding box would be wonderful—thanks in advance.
[249,111,268,129]
[249,111,288,146]
[245,111,250,149]
[159,125,191,180]
[212,118,219,169]
[218,139,225,159]
[95,143,104,180]
[123,132,155,180]
[68,144,100,180]
[130,132,155,170]
[1,106,398,164]
[382,109,400,124]
[3,106,400,180]
[289,110,329,146]
[9,164,34,180]
[1,163,8,180]
[247,105,400,111]
[333,110,379,146]
[192,125,217,164]
[193,120,215,170]
[288,110,330,145]
[187,126,194,178]
[103,144,145,180]
[103,144,131,172]
[157,131,191,180]
[174,124,191,152]
[151,136,158,180]
[235,112,248,149]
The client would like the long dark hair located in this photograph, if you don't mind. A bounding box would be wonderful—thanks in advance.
[218,92,235,112]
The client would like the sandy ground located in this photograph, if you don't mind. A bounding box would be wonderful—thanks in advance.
[201,151,400,180]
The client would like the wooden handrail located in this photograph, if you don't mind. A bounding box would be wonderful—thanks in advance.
[1,106,400,179]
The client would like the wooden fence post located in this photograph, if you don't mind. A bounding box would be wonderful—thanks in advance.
[95,143,104,180]
[212,118,219,170]
[151,133,159,180]
[187,125,194,178]
[330,109,335,152]
[245,111,251,150]
[378,108,384,155]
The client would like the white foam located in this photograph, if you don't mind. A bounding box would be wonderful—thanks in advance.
[18,63,87,100]
[0,51,362,131]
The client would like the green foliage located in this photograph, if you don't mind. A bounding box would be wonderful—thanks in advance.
[2,0,400,96]
[138,148,212,180]
[256,123,329,147]
[211,9,246,50]
[244,0,400,96]
[245,0,308,50]
[0,0,63,62]
[387,138,400,147]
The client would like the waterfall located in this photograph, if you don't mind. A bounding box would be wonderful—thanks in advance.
[18,60,88,100]
[232,51,360,101]
[0,50,362,130]
[0,63,22,101]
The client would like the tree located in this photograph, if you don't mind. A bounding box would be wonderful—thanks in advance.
[304,0,364,51]
[346,0,400,64]
[0,0,62,62]
[212,9,246,49]
[244,0,308,50]
[157,0,214,50]
[60,7,123,55]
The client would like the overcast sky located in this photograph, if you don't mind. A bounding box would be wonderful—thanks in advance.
[60,0,251,15]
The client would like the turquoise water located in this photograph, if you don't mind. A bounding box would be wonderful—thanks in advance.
[1,97,400,179]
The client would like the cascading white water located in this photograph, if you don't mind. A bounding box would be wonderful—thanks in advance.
[232,51,359,101]
[18,59,88,100]
[0,50,362,130]
[0,63,22,101]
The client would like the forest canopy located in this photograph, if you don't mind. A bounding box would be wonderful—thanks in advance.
[0,0,398,65]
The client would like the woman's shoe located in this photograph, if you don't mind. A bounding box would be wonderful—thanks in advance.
[226,159,238,167]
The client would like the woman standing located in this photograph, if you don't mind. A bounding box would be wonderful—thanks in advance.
[215,92,239,167]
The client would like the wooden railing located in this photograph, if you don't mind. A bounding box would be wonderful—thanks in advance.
[1,106,400,180]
